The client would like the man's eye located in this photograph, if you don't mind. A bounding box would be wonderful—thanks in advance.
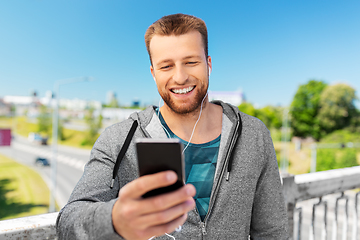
[160,65,171,70]
[187,61,198,65]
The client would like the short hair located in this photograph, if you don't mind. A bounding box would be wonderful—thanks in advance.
[145,13,208,64]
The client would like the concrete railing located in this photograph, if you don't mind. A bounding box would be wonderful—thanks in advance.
[1,166,360,240]
[0,212,58,239]
[283,166,360,240]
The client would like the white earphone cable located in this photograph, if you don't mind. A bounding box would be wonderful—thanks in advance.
[157,91,208,154]
[153,91,208,240]
[157,98,172,138]
[181,91,208,154]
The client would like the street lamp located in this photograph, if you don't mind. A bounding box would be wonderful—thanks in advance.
[49,76,92,212]
[280,108,290,174]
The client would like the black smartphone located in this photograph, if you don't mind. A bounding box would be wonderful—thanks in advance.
[136,138,185,198]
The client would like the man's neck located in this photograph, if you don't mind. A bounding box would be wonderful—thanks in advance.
[159,101,222,144]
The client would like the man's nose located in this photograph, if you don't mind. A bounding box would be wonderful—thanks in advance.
[172,66,188,84]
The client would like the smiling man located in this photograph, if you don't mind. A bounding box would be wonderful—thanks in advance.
[149,30,214,114]
[56,13,288,240]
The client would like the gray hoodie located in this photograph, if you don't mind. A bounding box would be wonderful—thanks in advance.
[56,101,288,239]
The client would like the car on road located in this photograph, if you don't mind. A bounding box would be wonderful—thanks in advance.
[35,157,50,167]
[28,132,48,145]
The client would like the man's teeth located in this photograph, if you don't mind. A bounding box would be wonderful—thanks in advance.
[172,86,194,94]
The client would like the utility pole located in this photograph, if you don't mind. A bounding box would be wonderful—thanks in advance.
[49,76,92,212]
[281,108,290,173]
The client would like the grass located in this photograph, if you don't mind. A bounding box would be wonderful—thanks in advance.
[274,142,313,175]
[0,117,13,128]
[274,141,360,175]
[0,154,53,220]
[58,128,98,150]
[13,116,38,137]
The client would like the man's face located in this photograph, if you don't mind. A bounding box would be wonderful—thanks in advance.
[150,31,212,115]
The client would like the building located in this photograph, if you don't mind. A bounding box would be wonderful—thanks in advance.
[0,99,12,116]
[2,93,101,119]
[3,95,42,117]
[208,90,245,106]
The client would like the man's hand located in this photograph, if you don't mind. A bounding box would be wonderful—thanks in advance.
[112,171,196,240]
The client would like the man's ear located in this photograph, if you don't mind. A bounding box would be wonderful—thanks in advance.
[207,56,212,75]
[150,66,156,82]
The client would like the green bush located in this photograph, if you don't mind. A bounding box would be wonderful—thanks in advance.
[270,128,282,142]
[337,148,358,169]
[321,129,360,143]
[317,149,336,171]
[317,148,358,171]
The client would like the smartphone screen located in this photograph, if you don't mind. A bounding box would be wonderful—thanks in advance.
[136,138,185,198]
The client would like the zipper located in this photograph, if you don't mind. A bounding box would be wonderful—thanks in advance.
[224,118,240,181]
[199,114,241,235]
[195,208,207,235]
[200,222,207,235]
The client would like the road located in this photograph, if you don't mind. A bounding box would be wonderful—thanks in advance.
[0,135,90,210]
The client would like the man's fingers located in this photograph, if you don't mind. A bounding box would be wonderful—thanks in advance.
[143,213,188,239]
[133,198,195,229]
[114,171,196,239]
[140,184,196,215]
[120,185,195,230]
[119,171,177,199]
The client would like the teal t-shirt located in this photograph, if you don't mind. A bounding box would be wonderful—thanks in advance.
[156,109,220,221]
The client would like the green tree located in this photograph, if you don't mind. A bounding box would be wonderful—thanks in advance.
[37,105,51,135]
[321,129,360,143]
[317,83,358,134]
[239,103,283,130]
[238,102,257,117]
[257,105,283,129]
[348,109,360,133]
[37,105,65,141]
[290,80,328,140]
[57,120,66,141]
[81,108,103,146]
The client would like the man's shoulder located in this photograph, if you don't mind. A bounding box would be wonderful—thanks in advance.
[239,111,267,130]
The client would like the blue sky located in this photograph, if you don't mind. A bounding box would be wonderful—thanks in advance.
[1,0,359,108]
